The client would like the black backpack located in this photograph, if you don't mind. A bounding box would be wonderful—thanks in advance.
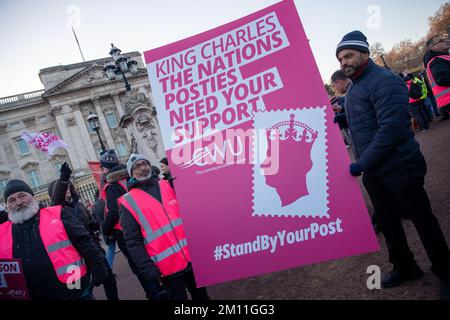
[409,80,423,100]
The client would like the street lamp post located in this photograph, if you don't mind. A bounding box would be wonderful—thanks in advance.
[86,112,106,155]
[103,44,139,91]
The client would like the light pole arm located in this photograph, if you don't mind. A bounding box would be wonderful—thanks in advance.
[95,128,106,154]
[123,72,131,91]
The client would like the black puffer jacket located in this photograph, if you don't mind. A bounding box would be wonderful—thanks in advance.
[102,164,129,236]
[345,59,421,176]
[0,208,7,224]
[11,208,107,300]
[91,197,105,228]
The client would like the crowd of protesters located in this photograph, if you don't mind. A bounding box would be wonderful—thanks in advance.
[0,151,208,301]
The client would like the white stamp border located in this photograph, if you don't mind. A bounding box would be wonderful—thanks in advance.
[251,107,330,218]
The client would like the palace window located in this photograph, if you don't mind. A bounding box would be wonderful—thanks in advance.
[0,178,8,196]
[17,139,30,155]
[117,142,127,157]
[27,170,43,188]
[106,113,118,128]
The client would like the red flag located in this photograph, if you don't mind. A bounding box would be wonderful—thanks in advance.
[87,161,103,190]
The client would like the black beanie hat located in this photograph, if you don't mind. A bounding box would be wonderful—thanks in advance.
[100,149,119,169]
[3,179,34,202]
[159,157,169,166]
[336,30,370,57]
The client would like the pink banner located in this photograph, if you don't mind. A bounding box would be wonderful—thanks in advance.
[21,131,69,156]
[144,0,379,287]
[0,259,30,300]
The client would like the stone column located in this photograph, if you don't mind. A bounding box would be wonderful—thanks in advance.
[113,94,132,143]
[92,98,116,151]
[73,107,98,162]
[112,94,125,118]
[54,110,82,170]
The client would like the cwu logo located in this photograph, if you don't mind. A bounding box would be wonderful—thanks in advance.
[7,289,26,297]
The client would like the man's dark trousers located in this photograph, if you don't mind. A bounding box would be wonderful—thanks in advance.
[410,100,431,130]
[362,153,450,283]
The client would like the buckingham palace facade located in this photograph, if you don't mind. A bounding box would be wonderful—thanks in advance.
[0,52,164,205]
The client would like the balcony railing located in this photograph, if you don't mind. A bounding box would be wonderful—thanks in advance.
[0,89,45,105]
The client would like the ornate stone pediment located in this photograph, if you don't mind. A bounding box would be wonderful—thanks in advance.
[20,162,39,171]
[119,89,155,128]
[0,170,11,179]
[44,64,108,96]
[122,89,153,115]
[49,153,66,162]
[23,117,36,127]
[135,111,155,133]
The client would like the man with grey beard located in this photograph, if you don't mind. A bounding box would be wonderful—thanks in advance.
[0,179,108,300]
[119,154,209,300]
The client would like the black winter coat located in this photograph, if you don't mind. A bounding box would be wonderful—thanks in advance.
[49,179,100,245]
[423,51,450,87]
[345,59,421,176]
[0,210,7,224]
[102,165,129,236]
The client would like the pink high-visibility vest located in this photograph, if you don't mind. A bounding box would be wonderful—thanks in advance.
[426,55,450,110]
[0,206,87,284]
[118,180,190,277]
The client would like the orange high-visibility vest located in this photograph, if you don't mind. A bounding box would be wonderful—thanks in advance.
[0,206,87,284]
[426,55,450,110]
[118,180,190,277]
[103,179,127,231]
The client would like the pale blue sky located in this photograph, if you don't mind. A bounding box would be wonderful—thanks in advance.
[0,0,446,97]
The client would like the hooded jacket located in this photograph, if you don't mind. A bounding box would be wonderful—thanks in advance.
[423,51,450,87]
[0,205,7,224]
[48,179,100,245]
[102,164,129,236]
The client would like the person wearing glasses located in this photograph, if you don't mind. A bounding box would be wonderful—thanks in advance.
[118,154,209,300]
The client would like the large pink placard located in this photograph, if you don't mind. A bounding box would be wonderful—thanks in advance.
[144,0,379,287]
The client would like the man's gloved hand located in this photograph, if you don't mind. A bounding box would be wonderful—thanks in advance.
[154,290,169,300]
[145,278,169,300]
[333,115,339,124]
[60,162,72,181]
[349,163,363,177]
[103,234,115,246]
[91,264,109,287]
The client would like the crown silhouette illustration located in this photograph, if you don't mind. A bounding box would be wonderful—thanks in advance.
[266,114,318,143]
